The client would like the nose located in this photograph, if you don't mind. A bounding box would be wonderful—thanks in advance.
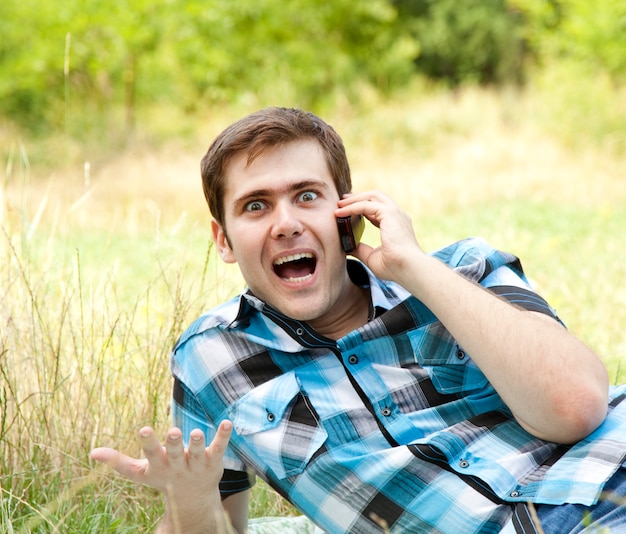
[270,201,304,240]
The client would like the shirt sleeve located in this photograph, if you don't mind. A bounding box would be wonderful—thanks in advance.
[434,237,563,324]
[220,469,256,500]
[480,263,563,323]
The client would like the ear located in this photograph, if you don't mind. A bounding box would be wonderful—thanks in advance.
[211,219,237,264]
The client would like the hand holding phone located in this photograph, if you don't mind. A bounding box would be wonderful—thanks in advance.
[337,215,365,253]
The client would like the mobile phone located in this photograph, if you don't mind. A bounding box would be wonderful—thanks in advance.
[337,215,365,253]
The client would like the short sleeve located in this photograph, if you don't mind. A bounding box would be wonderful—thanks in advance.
[481,260,562,323]
[220,469,256,500]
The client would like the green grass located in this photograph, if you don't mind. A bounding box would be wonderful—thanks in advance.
[2,85,626,531]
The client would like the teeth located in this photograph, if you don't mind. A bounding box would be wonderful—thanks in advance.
[273,252,313,266]
[284,273,313,283]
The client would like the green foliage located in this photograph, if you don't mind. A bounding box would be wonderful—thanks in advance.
[510,0,626,83]
[507,0,626,152]
[0,0,173,136]
[0,0,416,138]
[171,0,417,106]
[393,0,527,86]
[1,0,625,152]
[0,0,64,130]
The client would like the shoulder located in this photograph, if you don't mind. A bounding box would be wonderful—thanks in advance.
[431,237,508,266]
[431,237,526,283]
[173,295,242,352]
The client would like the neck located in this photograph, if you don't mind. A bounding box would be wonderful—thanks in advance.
[308,285,371,340]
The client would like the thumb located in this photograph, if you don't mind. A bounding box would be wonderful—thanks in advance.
[90,447,149,483]
[90,446,118,464]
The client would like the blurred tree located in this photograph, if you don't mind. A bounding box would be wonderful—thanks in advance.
[169,0,417,109]
[0,0,170,138]
[0,0,417,137]
[0,0,73,131]
[511,0,626,83]
[1,0,623,140]
[392,0,527,86]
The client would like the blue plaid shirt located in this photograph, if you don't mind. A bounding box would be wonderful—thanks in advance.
[171,237,626,534]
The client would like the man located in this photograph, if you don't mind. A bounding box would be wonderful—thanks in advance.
[91,107,626,533]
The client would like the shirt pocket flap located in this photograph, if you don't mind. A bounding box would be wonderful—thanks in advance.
[227,371,327,479]
[428,364,489,394]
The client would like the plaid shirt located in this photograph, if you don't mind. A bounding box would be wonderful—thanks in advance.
[171,237,626,534]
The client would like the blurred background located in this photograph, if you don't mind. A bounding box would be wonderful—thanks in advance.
[1,1,625,531]
[1,0,625,161]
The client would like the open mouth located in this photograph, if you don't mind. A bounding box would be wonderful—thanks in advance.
[273,252,317,282]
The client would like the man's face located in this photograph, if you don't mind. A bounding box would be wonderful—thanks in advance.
[212,139,352,322]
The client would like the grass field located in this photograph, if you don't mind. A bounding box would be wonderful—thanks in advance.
[1,86,625,532]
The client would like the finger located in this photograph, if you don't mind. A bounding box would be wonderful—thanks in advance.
[90,446,120,464]
[336,196,385,226]
[163,427,185,466]
[338,190,388,206]
[137,426,167,465]
[90,446,150,483]
[337,194,369,211]
[208,420,233,459]
[187,428,207,466]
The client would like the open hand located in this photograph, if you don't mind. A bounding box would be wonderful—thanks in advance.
[90,421,233,498]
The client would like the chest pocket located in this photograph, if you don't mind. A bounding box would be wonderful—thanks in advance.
[406,323,489,394]
[227,371,327,480]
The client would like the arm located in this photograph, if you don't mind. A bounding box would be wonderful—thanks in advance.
[91,421,249,533]
[222,490,251,534]
[337,191,609,444]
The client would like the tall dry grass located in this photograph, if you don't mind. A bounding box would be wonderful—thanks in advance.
[1,86,625,531]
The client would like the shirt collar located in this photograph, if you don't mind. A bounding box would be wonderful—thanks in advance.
[232,259,411,329]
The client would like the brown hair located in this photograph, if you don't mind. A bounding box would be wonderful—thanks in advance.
[200,107,352,226]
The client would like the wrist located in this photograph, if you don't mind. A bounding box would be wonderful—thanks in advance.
[159,490,229,533]
[394,250,441,295]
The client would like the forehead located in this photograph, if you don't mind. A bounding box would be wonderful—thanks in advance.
[222,139,335,197]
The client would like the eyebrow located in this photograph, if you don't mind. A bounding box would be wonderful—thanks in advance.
[232,179,332,211]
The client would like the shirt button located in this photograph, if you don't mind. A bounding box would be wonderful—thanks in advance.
[266,412,275,422]
[456,348,466,360]
[296,328,304,336]
[381,407,391,417]
[459,460,470,468]
[348,355,359,365]
[510,491,521,498]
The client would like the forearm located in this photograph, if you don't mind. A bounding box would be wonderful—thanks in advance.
[399,251,609,443]
[337,191,609,442]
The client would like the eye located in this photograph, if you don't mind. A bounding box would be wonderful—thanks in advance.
[298,191,318,203]
[245,200,267,212]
